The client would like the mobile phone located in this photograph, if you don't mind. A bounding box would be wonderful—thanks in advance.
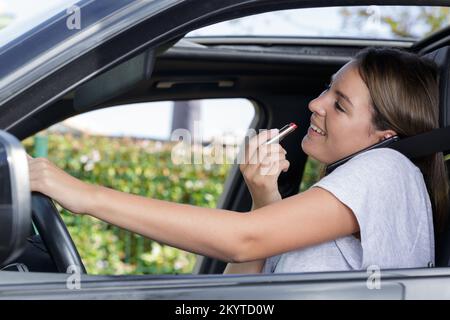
[325,135,400,175]
[265,123,298,145]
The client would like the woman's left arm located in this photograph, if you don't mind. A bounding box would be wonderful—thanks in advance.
[28,157,359,263]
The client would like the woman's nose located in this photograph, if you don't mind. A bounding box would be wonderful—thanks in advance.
[308,95,327,117]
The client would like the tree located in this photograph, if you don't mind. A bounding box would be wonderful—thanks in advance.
[340,6,450,39]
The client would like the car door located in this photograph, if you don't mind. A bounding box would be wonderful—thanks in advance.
[1,0,450,300]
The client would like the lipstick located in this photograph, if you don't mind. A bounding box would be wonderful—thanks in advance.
[265,122,297,145]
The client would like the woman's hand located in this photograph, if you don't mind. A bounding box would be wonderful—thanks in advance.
[27,155,96,215]
[240,129,290,208]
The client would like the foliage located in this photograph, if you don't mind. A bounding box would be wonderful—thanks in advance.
[299,157,322,193]
[340,6,450,39]
[23,132,231,275]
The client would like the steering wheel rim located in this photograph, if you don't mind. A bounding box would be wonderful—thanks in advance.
[31,192,86,274]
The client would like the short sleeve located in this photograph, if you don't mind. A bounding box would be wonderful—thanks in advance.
[262,255,282,273]
[311,148,432,269]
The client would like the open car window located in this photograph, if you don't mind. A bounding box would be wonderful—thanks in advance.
[23,99,255,275]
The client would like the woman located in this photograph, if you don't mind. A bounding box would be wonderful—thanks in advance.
[28,47,449,274]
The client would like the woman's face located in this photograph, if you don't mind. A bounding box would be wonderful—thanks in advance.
[301,60,395,164]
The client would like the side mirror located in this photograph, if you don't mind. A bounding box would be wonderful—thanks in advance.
[0,131,31,267]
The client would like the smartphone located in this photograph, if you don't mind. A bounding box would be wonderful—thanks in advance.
[265,123,298,145]
[325,135,400,175]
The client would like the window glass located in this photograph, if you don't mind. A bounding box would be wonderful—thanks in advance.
[0,0,178,98]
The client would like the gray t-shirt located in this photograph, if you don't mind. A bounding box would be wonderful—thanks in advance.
[262,148,435,273]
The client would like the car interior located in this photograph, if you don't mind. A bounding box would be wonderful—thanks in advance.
[1,14,450,278]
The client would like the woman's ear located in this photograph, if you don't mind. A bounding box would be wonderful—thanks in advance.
[381,129,398,141]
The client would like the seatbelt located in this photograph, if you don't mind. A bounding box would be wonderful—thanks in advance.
[325,126,450,175]
[388,126,450,159]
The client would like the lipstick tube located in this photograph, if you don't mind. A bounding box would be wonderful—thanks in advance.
[265,123,297,145]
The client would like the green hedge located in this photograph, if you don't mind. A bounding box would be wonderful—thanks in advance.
[23,132,232,275]
[299,156,322,193]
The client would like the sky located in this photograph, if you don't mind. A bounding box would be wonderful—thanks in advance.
[0,1,440,140]
[63,99,255,141]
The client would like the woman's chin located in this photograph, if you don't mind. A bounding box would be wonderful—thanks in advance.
[301,136,314,154]
[301,138,326,163]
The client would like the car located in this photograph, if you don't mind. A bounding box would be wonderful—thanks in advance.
[0,0,450,300]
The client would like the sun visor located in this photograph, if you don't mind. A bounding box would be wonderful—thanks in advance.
[73,49,155,112]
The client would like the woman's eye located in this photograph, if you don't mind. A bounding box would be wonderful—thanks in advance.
[334,101,345,112]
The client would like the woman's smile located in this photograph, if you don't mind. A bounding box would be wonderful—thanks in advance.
[307,124,327,137]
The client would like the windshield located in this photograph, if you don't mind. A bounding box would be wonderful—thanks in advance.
[0,0,179,103]
[0,0,82,48]
[187,6,450,41]
[0,0,138,80]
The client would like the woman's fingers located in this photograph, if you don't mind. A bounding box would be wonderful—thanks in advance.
[248,143,285,166]
[244,129,279,164]
[259,156,288,176]
[27,157,53,192]
[242,149,287,180]
[244,144,286,172]
[280,159,290,173]
[260,143,286,162]
[260,159,290,176]
[248,158,290,190]
[240,130,277,173]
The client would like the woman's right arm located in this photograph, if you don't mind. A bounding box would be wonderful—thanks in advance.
[223,130,289,274]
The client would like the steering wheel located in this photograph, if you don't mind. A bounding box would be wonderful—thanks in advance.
[31,192,86,274]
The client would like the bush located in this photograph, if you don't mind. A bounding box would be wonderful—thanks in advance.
[299,156,322,192]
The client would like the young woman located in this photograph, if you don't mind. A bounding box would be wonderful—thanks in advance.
[27,47,449,274]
